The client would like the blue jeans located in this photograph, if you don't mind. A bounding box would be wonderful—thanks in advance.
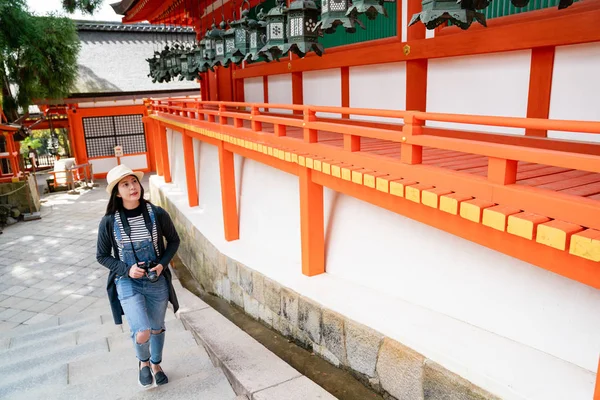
[116,274,169,364]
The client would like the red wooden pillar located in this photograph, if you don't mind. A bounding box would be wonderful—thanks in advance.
[218,142,239,241]
[158,123,171,183]
[153,120,164,177]
[182,130,199,207]
[292,72,303,115]
[299,167,325,276]
[341,67,350,119]
[406,0,427,114]
[526,47,555,137]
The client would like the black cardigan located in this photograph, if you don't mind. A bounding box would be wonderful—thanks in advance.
[96,202,180,324]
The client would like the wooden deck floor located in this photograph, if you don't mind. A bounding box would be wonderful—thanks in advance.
[240,119,600,202]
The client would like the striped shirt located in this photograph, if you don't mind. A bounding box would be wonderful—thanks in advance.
[114,203,159,261]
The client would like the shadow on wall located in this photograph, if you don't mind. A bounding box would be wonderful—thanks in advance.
[74,64,122,93]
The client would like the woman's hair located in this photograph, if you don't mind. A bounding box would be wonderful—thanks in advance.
[105,176,148,216]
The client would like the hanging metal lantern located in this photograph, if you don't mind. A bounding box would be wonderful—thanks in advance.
[229,3,252,65]
[282,0,323,58]
[244,11,267,63]
[223,25,236,67]
[346,0,387,20]
[211,21,227,69]
[409,0,489,30]
[179,50,189,80]
[313,0,361,34]
[257,0,288,62]
[199,31,215,72]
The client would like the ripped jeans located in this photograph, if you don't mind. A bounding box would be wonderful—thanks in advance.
[116,274,169,364]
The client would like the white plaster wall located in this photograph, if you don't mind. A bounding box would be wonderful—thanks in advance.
[267,74,293,114]
[243,77,264,104]
[349,62,406,124]
[120,154,147,170]
[401,0,408,41]
[89,157,118,174]
[548,42,600,143]
[156,121,600,399]
[303,70,342,119]
[426,50,531,135]
[166,129,187,196]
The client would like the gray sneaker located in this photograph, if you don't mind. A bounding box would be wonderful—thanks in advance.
[138,362,153,387]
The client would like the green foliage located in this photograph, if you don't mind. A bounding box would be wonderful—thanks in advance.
[0,0,100,123]
[20,136,42,154]
[61,0,104,15]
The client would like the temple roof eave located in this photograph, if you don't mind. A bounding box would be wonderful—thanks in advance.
[110,0,137,16]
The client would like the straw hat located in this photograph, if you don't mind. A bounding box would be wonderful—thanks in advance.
[106,164,144,194]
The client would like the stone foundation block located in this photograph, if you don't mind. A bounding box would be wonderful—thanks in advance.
[315,344,341,367]
[243,292,260,320]
[263,278,282,315]
[298,297,322,344]
[259,304,275,328]
[376,338,424,400]
[281,288,299,326]
[345,320,383,378]
[423,360,497,400]
[231,283,244,308]
[227,258,239,285]
[253,271,265,304]
[217,253,228,275]
[321,310,346,365]
[238,263,253,295]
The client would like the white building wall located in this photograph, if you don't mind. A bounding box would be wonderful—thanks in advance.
[267,74,293,114]
[243,77,264,104]
[303,70,342,119]
[349,62,406,124]
[426,50,531,135]
[152,137,599,400]
[548,42,600,143]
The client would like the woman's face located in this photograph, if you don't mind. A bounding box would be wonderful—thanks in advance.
[117,175,141,203]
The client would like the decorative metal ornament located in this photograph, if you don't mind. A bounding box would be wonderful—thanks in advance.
[223,24,236,67]
[257,0,289,62]
[243,10,267,63]
[228,4,252,65]
[346,0,387,20]
[210,21,227,69]
[282,0,323,58]
[200,31,216,71]
[408,0,488,30]
[313,0,361,34]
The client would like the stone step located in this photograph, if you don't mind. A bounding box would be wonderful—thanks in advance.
[7,347,235,400]
[0,315,102,342]
[128,368,237,400]
[68,330,208,385]
[7,319,121,351]
[0,339,108,399]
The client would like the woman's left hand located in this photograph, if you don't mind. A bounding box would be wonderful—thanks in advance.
[150,263,164,277]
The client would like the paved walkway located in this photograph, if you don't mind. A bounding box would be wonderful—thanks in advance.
[0,177,337,400]
[0,185,110,329]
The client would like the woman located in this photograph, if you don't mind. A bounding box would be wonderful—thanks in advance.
[96,164,180,387]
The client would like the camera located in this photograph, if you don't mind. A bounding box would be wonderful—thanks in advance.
[139,261,159,283]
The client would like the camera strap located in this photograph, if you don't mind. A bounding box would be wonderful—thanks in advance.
[118,202,155,265]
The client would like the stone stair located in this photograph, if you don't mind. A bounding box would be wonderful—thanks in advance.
[0,305,237,400]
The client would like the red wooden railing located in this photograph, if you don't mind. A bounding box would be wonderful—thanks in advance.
[144,97,600,291]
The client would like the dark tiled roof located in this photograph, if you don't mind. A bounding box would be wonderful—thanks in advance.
[74,20,194,33]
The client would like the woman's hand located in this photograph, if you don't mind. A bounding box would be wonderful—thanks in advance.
[150,263,164,277]
[128,263,146,279]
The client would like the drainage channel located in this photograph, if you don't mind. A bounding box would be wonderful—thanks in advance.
[172,257,384,400]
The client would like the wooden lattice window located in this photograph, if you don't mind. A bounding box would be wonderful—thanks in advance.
[83,114,146,158]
